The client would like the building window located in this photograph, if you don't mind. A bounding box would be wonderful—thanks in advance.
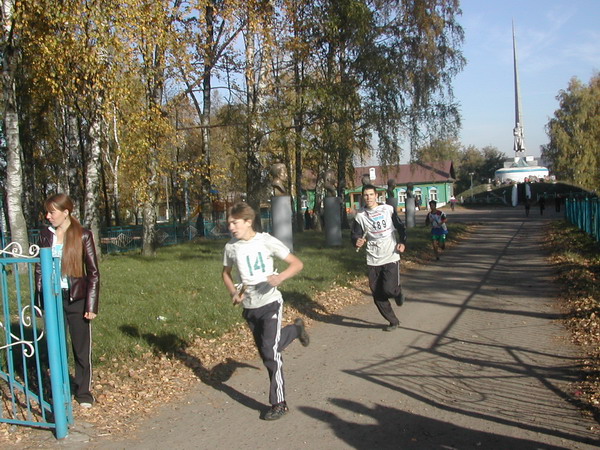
[399,189,407,203]
[414,188,423,207]
[429,187,438,202]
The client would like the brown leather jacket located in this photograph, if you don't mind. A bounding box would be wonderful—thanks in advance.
[35,227,100,314]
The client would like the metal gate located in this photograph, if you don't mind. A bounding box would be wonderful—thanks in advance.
[0,244,72,439]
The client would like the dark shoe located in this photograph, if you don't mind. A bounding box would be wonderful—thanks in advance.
[394,293,405,306]
[264,402,289,421]
[294,318,310,347]
[75,395,95,407]
[383,323,399,332]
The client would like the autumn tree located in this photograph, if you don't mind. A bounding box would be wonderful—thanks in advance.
[414,137,462,164]
[239,0,278,217]
[176,0,244,228]
[542,73,600,192]
[117,0,185,256]
[1,0,29,254]
[454,145,505,194]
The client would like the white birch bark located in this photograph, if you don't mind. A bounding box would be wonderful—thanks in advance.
[84,113,102,257]
[2,0,29,258]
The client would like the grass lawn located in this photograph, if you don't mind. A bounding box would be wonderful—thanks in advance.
[94,223,467,364]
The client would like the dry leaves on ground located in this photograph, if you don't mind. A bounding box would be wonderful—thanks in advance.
[546,225,600,421]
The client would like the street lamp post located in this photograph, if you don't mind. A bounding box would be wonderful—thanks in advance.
[469,172,474,200]
[164,176,170,222]
[182,171,192,241]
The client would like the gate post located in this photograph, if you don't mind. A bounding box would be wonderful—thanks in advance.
[40,248,69,439]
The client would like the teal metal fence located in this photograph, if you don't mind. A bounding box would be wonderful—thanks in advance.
[0,245,72,439]
[565,197,600,242]
[3,212,274,256]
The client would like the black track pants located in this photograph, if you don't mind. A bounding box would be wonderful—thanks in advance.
[243,300,299,405]
[368,260,403,326]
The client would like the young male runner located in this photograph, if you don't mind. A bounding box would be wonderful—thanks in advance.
[351,184,407,331]
[222,202,309,421]
[425,200,448,260]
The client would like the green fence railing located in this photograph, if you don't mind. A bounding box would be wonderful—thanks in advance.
[3,213,274,256]
[565,197,600,242]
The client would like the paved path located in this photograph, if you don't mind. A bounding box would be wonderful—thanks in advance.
[75,207,599,449]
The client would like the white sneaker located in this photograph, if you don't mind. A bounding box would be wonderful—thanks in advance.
[79,402,93,409]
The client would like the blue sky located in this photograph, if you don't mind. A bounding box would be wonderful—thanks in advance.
[454,0,599,160]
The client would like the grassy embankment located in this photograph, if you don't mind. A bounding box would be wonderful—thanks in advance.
[546,220,600,419]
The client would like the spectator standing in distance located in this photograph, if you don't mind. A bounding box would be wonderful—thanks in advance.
[554,194,562,212]
[351,184,407,331]
[524,197,531,217]
[539,196,546,215]
[304,209,312,230]
[35,193,100,409]
[222,203,309,421]
[425,200,448,260]
[449,195,457,211]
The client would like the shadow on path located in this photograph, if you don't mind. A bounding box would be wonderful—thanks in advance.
[301,398,569,450]
[119,325,264,413]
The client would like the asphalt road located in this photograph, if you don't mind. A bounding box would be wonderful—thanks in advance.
[64,205,600,449]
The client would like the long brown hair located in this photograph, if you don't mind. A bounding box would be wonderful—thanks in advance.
[44,193,84,277]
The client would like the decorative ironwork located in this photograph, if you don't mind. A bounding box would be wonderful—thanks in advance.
[0,305,44,357]
[0,242,40,258]
[186,225,198,239]
[156,230,169,244]
[113,232,133,248]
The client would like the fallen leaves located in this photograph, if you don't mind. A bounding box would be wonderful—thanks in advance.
[546,221,600,420]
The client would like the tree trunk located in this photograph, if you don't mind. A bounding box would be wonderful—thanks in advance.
[2,46,29,257]
[200,4,214,226]
[244,24,263,228]
[110,108,122,226]
[293,60,305,231]
[84,114,102,256]
[141,194,158,256]
[66,107,80,198]
[141,144,159,256]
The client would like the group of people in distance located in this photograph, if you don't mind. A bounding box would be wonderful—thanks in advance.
[34,186,448,422]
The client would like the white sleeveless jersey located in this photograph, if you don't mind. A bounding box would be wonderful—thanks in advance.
[223,232,290,309]
[354,203,400,266]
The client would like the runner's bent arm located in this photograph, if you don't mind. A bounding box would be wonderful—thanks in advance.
[392,210,407,253]
[222,265,243,304]
[267,253,303,287]
[392,211,407,245]
[351,218,366,249]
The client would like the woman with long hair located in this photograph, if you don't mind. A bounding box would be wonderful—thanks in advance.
[35,193,100,408]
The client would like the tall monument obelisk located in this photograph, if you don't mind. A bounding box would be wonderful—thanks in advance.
[495,22,549,186]
[512,21,526,156]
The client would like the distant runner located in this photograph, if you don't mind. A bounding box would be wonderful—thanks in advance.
[425,200,448,260]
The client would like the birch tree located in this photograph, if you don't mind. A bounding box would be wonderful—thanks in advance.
[119,0,184,256]
[241,1,276,216]
[1,0,29,254]
[177,0,244,227]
